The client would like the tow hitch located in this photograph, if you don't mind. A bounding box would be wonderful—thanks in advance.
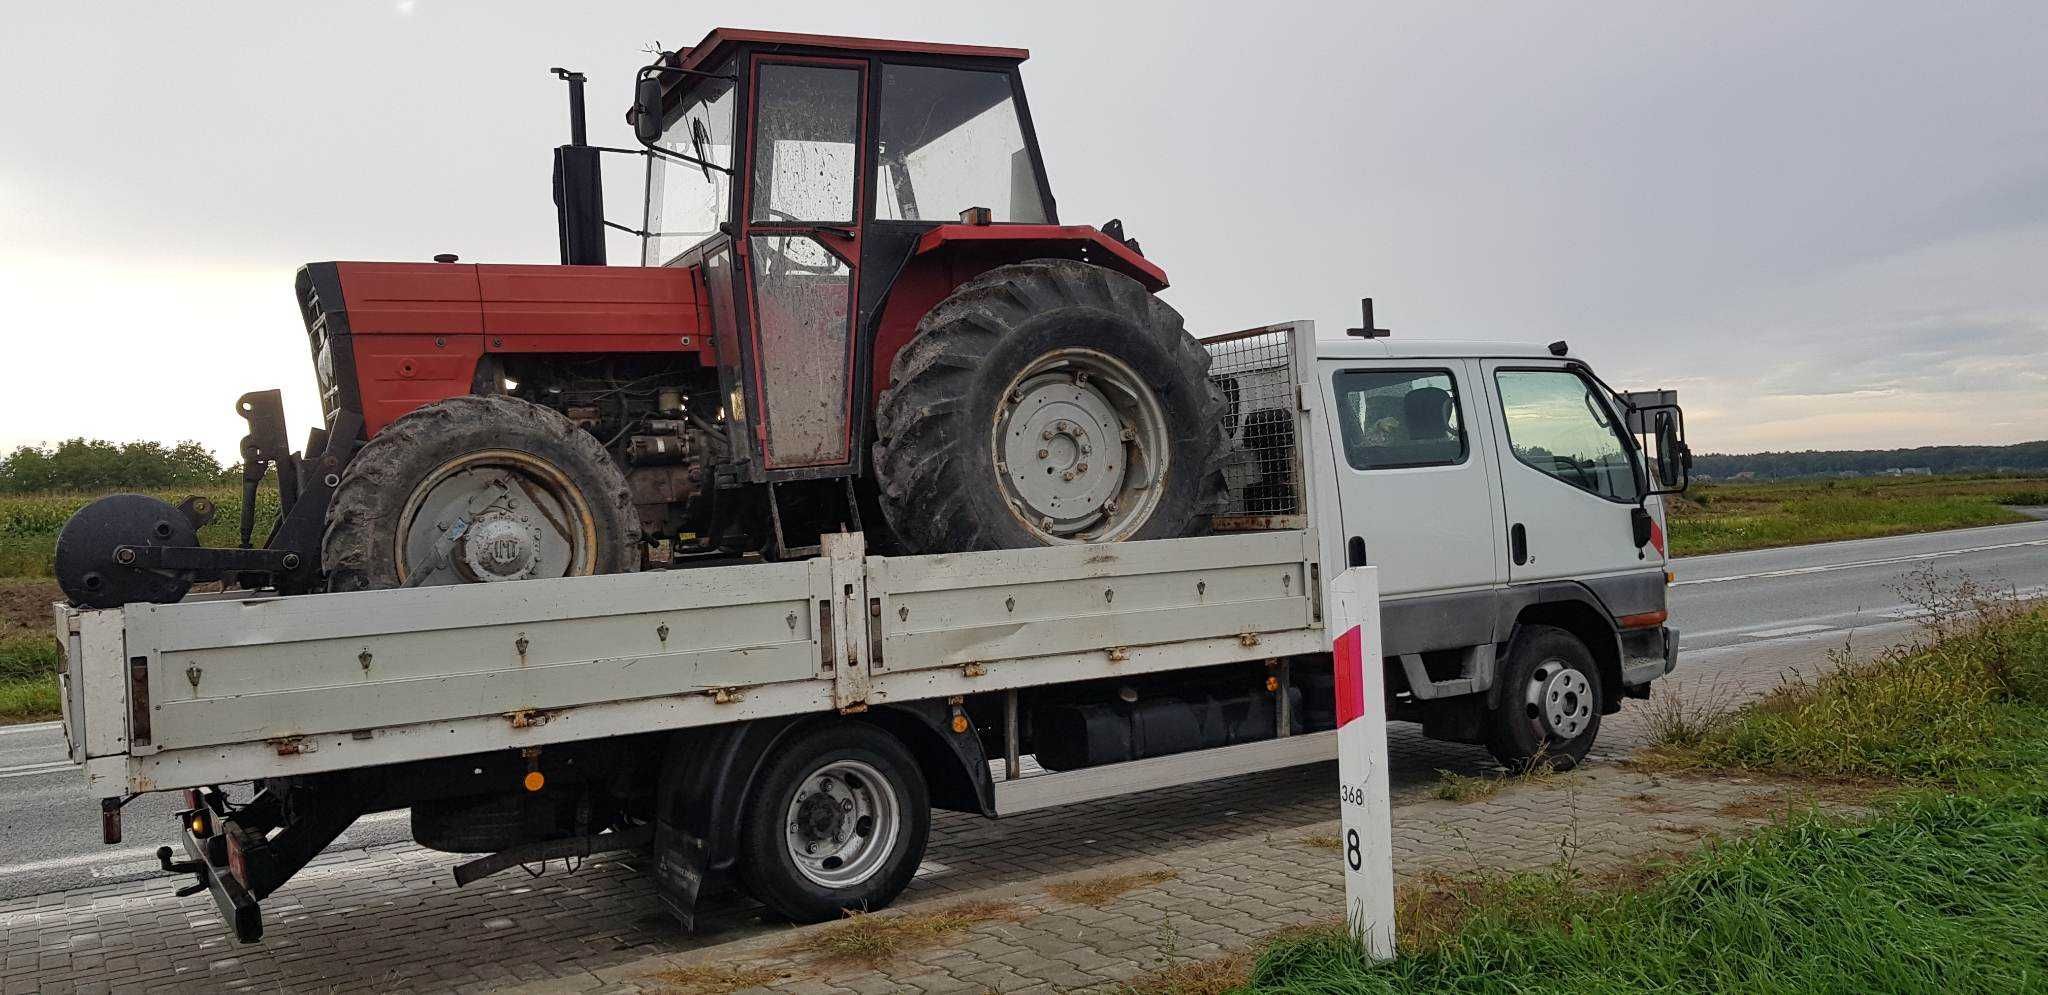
[163,794,267,943]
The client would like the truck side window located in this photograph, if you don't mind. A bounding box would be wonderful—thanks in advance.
[1332,369,1466,470]
[1495,369,1640,501]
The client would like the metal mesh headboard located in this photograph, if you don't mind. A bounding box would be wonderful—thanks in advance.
[1202,324,1306,530]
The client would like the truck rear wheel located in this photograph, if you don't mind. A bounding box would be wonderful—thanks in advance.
[1486,625,1604,771]
[738,722,930,922]
[873,259,1227,553]
[324,394,639,592]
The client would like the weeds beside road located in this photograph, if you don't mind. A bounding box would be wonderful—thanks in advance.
[1221,582,2048,995]
[1667,473,2048,556]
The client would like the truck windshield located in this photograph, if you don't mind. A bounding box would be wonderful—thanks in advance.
[874,64,1047,223]
[643,57,737,266]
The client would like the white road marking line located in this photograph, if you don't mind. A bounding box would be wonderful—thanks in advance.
[0,760,74,780]
[1672,538,2048,587]
[0,811,408,880]
[0,721,62,736]
[1743,624,1830,639]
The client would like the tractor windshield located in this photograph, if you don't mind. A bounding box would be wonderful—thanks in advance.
[643,57,737,266]
[874,64,1047,224]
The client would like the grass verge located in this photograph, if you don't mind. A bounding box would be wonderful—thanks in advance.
[1639,587,2048,792]
[1234,791,2048,993]
[1666,474,2045,556]
[0,632,61,723]
[1233,581,2048,993]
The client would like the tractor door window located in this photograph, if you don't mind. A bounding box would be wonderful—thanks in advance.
[750,64,860,224]
[1495,369,1641,502]
[644,58,736,266]
[1332,369,1467,470]
[875,65,1047,223]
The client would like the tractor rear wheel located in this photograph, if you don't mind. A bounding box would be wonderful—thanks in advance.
[873,259,1227,553]
[323,394,639,592]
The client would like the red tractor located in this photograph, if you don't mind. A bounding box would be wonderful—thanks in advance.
[57,28,1228,608]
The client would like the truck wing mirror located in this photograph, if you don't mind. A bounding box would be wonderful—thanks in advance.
[1645,406,1691,494]
[632,75,664,145]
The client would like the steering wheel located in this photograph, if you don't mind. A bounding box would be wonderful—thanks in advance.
[754,209,848,280]
[1554,455,1598,490]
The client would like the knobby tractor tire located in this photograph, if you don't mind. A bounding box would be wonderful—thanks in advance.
[322,394,639,592]
[1486,625,1604,772]
[873,259,1228,554]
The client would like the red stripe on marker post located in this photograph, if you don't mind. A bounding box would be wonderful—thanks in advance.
[1333,624,1366,727]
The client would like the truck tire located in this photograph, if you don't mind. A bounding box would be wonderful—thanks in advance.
[324,394,639,592]
[738,722,930,923]
[873,259,1228,553]
[1486,625,1604,771]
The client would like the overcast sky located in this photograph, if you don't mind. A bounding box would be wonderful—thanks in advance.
[3,1,2043,460]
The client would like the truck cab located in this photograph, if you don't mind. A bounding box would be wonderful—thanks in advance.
[1310,336,1684,766]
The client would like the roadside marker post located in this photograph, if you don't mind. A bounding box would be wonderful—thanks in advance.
[1331,566,1395,958]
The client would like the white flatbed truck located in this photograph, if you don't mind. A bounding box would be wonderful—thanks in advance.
[53,321,1690,942]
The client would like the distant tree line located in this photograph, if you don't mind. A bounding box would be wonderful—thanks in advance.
[1694,440,2048,480]
[0,439,229,494]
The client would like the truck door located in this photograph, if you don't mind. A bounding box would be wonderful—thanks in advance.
[1479,360,1647,583]
[1322,361,1502,599]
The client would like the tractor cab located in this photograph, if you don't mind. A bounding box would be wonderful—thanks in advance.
[627,30,1101,481]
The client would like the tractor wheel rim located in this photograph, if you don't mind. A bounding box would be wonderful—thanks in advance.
[395,449,598,587]
[992,348,1170,544]
[1525,660,1594,740]
[783,759,900,889]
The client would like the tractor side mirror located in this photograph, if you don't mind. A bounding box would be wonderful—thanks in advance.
[632,75,664,145]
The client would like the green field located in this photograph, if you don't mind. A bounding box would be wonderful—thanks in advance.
[1213,598,2048,994]
[0,486,276,723]
[0,486,278,579]
[1667,474,2048,557]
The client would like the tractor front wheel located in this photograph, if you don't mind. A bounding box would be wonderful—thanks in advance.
[323,394,639,592]
[873,259,1227,553]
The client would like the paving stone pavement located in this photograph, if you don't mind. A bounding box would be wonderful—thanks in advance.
[0,635,1860,994]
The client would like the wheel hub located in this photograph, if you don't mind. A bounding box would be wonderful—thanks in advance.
[459,513,544,581]
[396,452,595,588]
[993,349,1169,543]
[784,761,898,888]
[1526,662,1594,739]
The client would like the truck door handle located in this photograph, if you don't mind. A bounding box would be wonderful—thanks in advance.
[1347,536,1367,566]
[1510,523,1528,566]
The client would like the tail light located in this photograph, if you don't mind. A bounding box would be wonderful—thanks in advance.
[225,827,250,886]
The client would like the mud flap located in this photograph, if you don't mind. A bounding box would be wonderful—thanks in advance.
[651,824,710,931]
[648,717,806,930]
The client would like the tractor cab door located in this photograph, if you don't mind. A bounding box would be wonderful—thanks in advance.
[736,57,870,477]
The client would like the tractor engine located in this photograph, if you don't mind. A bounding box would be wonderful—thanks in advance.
[493,357,728,545]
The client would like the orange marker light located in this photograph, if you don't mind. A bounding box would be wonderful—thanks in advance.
[1265,676,1281,692]
[949,714,970,734]
[523,771,546,792]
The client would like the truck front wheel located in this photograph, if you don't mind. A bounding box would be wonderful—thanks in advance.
[1486,625,1604,771]
[738,722,931,922]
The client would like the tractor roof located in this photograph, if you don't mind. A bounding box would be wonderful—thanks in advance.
[674,28,1030,73]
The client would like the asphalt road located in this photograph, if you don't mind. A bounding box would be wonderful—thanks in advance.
[1,518,2042,903]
